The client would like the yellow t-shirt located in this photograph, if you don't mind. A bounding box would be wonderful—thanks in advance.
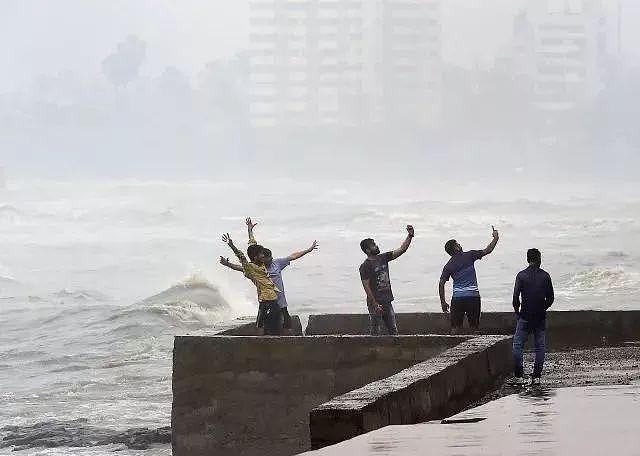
[234,239,279,302]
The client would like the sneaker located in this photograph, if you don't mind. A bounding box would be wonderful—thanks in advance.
[530,377,542,386]
[509,376,528,387]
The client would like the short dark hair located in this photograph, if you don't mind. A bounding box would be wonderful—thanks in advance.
[262,248,272,258]
[247,244,263,262]
[527,248,541,264]
[444,239,457,256]
[360,238,374,253]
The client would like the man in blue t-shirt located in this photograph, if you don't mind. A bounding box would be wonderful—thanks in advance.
[439,226,499,333]
[220,218,318,330]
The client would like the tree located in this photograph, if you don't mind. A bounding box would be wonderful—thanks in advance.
[102,35,146,88]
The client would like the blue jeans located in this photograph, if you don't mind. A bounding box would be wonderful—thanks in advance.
[369,302,398,336]
[513,318,546,378]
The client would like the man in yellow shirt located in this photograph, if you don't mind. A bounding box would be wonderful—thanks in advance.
[222,232,281,335]
[221,217,318,330]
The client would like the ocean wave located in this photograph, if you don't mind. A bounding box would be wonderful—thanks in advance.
[109,276,233,330]
[0,204,22,216]
[0,419,170,451]
[52,289,111,302]
[564,266,640,295]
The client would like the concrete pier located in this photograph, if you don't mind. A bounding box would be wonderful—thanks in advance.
[309,335,511,450]
[172,335,467,456]
[171,311,640,456]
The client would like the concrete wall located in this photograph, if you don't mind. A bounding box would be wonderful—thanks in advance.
[305,311,640,349]
[171,335,465,456]
[214,315,303,336]
[309,335,513,450]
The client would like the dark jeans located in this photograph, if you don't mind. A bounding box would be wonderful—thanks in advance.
[369,302,398,336]
[513,317,546,378]
[257,300,282,336]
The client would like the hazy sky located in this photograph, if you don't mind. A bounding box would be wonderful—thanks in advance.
[3,0,639,92]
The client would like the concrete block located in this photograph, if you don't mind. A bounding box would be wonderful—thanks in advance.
[308,336,512,450]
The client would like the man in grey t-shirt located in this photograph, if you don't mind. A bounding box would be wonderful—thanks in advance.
[359,225,415,336]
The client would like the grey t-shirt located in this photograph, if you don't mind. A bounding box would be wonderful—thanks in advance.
[359,252,394,304]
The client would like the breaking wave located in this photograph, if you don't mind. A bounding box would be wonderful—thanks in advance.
[564,266,640,295]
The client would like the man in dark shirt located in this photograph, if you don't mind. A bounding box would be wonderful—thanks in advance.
[439,226,499,333]
[512,248,554,386]
[359,225,414,335]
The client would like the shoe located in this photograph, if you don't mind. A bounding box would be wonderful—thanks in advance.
[509,376,527,387]
[530,377,542,386]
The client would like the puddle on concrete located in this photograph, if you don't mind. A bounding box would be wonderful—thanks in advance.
[303,385,640,455]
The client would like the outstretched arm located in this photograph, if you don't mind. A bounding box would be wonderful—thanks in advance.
[288,241,318,261]
[439,280,449,313]
[246,217,258,245]
[222,233,248,268]
[390,225,415,260]
[482,225,499,256]
[220,256,244,272]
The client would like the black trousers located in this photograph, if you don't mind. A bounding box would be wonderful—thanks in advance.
[257,300,282,335]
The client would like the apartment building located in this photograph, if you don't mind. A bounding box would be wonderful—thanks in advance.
[515,0,607,112]
[248,0,442,128]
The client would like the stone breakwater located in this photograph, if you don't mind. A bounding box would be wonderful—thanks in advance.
[171,311,640,456]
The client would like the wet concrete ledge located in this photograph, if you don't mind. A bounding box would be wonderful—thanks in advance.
[305,311,640,348]
[301,385,640,456]
[213,315,304,336]
[309,335,512,450]
[171,334,466,456]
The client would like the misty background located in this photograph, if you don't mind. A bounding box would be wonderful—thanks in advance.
[1,3,640,453]
[2,0,639,181]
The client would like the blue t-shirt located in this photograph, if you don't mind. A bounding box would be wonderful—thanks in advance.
[441,250,484,298]
[267,258,291,309]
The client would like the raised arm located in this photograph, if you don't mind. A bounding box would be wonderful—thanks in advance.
[246,217,258,245]
[512,274,522,315]
[222,233,248,268]
[220,256,244,272]
[390,225,415,260]
[288,241,318,261]
[482,225,499,256]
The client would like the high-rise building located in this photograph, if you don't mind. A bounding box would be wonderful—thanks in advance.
[248,0,367,128]
[248,0,442,128]
[515,0,607,112]
[365,0,443,125]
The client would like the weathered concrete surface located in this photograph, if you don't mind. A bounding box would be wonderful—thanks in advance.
[473,345,640,407]
[214,315,303,336]
[300,385,640,456]
[308,335,512,450]
[305,311,640,348]
[171,335,465,456]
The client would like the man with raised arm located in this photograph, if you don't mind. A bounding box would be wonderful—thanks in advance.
[220,218,318,329]
[439,226,499,334]
[359,225,415,336]
[221,232,282,335]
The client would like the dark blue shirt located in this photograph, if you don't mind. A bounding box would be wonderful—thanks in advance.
[513,265,554,323]
[441,250,484,298]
